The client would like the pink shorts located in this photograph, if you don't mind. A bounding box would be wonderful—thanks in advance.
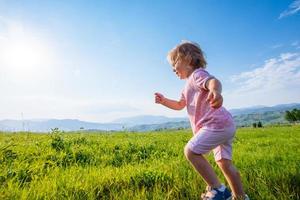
[186,125,236,161]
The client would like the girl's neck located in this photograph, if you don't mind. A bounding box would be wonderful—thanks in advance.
[186,66,195,78]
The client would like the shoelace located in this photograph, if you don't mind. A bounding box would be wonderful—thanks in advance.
[201,186,218,200]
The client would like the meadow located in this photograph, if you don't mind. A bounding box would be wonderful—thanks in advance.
[0,126,299,200]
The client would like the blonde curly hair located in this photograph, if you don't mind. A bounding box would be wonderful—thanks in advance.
[167,41,207,69]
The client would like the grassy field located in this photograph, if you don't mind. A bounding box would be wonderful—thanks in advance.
[0,126,299,200]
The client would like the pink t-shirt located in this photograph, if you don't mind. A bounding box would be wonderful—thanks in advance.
[181,68,234,134]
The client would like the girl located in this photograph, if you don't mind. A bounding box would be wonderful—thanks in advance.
[155,41,249,200]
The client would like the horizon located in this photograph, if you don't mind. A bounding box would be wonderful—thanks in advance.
[1,0,300,123]
[1,102,299,123]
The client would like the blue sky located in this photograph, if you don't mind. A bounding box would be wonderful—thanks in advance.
[0,0,300,122]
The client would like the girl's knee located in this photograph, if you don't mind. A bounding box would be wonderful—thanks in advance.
[183,145,191,159]
[184,145,198,160]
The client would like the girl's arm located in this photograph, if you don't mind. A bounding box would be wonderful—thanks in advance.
[206,78,222,93]
[155,93,186,110]
[205,78,223,108]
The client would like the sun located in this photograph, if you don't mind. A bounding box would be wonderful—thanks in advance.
[0,33,55,81]
[2,38,48,74]
[5,42,41,68]
[0,18,54,79]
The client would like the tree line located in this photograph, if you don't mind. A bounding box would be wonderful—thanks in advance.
[284,108,300,123]
[252,121,263,128]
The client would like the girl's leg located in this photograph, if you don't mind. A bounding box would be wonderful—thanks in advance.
[184,145,221,188]
[216,158,245,198]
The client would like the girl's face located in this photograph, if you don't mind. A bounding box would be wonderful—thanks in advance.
[172,59,193,79]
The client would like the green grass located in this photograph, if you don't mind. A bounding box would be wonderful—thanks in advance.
[0,126,299,200]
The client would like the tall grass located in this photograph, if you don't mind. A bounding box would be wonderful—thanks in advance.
[0,126,299,199]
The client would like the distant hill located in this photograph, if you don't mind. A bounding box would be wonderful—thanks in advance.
[233,110,287,127]
[0,103,299,132]
[112,115,187,126]
[127,121,190,132]
[114,103,300,131]
[0,119,124,132]
[229,103,300,115]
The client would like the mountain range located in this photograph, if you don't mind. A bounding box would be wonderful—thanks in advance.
[0,103,299,132]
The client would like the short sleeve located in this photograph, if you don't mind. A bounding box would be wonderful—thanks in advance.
[192,69,214,90]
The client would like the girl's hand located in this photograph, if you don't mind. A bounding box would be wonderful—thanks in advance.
[206,90,223,108]
[154,93,166,104]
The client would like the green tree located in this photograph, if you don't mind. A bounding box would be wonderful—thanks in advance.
[257,121,263,128]
[285,110,297,123]
[296,109,300,121]
[291,109,300,121]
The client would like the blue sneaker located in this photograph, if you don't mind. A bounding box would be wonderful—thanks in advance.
[201,185,232,200]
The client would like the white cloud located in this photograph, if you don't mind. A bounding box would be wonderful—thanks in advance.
[279,0,300,19]
[224,52,300,108]
[291,41,300,49]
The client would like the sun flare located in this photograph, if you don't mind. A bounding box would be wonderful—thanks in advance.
[3,39,47,70]
[0,34,54,80]
[6,44,39,67]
